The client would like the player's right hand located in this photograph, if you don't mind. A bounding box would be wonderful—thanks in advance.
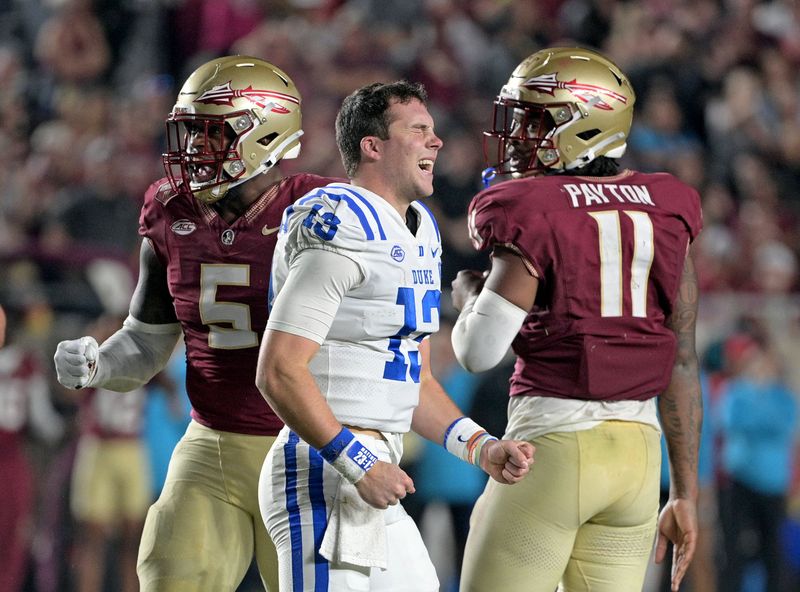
[54,336,99,389]
[480,439,534,484]
[354,460,415,509]
[450,269,486,310]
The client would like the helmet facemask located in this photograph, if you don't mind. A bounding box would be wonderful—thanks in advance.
[164,113,247,203]
[485,98,584,177]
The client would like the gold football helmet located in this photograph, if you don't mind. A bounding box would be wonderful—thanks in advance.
[485,47,635,177]
[163,56,303,204]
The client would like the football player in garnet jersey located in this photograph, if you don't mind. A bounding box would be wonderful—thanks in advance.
[451,47,702,592]
[53,56,339,591]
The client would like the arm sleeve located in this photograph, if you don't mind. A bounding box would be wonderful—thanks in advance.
[90,315,182,391]
[451,288,527,373]
[267,248,363,344]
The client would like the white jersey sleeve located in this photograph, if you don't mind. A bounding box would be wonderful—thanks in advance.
[267,248,362,344]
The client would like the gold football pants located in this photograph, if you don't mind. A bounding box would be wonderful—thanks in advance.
[461,420,661,592]
[137,421,278,591]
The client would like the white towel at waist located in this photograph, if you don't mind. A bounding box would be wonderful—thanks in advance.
[319,432,404,569]
[320,478,388,568]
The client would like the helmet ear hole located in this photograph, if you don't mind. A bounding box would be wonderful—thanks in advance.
[258,132,279,147]
[576,129,601,141]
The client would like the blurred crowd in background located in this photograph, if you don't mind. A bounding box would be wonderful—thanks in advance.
[1,0,800,591]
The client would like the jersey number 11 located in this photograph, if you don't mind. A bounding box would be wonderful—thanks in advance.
[588,210,654,318]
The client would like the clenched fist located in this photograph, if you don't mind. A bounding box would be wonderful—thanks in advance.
[54,336,99,389]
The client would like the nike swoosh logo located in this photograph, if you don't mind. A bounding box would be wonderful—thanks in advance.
[262,225,280,236]
[432,248,440,257]
[457,435,469,442]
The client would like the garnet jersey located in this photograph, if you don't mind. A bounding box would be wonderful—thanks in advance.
[469,170,702,402]
[269,183,442,432]
[140,173,337,435]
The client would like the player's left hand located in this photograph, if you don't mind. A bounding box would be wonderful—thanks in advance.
[479,439,534,484]
[655,497,698,591]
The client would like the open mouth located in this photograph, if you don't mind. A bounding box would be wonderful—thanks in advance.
[418,159,434,174]
[188,163,216,184]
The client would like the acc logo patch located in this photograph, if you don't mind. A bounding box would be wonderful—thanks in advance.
[171,219,196,235]
[391,245,405,262]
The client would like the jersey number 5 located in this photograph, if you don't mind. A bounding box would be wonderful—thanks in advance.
[200,264,258,349]
[588,210,654,318]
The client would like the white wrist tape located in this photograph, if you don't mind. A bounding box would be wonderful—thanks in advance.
[443,417,498,466]
[318,427,379,484]
[452,288,527,373]
[91,315,181,391]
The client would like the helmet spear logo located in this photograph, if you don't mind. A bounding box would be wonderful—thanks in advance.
[195,82,298,113]
[521,73,627,111]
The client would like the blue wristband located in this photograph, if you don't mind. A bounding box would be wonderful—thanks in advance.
[320,429,379,484]
[319,427,355,463]
[345,440,378,472]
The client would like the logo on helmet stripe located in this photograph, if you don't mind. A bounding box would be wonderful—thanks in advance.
[195,82,299,113]
[521,73,627,111]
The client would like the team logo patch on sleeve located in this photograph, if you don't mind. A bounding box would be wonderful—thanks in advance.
[171,219,196,235]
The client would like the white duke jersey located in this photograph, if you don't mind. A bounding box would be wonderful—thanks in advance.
[269,182,442,433]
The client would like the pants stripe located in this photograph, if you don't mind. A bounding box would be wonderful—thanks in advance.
[309,448,329,590]
[285,432,304,592]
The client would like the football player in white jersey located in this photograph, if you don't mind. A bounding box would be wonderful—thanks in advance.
[255,81,535,592]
